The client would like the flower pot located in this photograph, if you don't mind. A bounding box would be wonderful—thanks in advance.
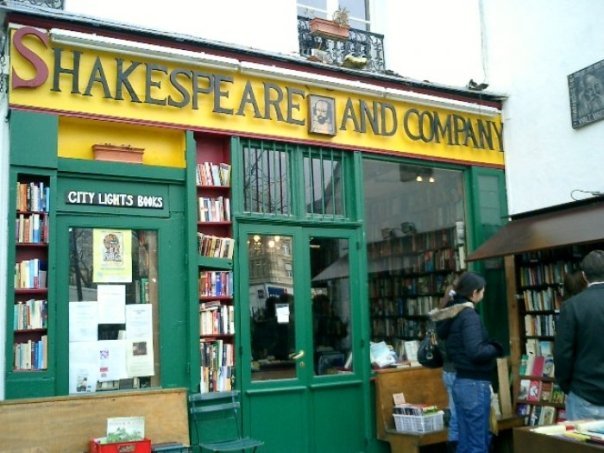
[92,144,145,164]
[309,17,350,40]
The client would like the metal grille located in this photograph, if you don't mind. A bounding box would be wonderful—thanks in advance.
[303,147,346,219]
[12,0,64,8]
[242,141,290,216]
[297,16,386,73]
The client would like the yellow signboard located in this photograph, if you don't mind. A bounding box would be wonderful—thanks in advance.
[9,26,504,167]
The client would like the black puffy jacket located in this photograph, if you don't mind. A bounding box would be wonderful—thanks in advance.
[432,296,502,381]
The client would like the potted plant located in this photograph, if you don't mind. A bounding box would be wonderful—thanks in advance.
[92,143,145,163]
[309,6,350,40]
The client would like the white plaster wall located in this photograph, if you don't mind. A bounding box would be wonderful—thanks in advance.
[64,0,300,55]
[381,0,486,87]
[484,0,604,215]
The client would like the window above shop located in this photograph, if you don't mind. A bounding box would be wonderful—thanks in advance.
[297,0,385,73]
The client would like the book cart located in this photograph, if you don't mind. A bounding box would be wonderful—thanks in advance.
[466,198,604,429]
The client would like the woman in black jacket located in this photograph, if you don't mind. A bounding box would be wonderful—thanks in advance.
[432,272,503,453]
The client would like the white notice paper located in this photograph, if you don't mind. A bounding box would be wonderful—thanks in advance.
[97,285,126,323]
[69,341,99,394]
[98,339,128,381]
[126,338,155,377]
[69,301,98,342]
[125,304,153,339]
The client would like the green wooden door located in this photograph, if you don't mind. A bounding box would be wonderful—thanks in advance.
[238,223,367,453]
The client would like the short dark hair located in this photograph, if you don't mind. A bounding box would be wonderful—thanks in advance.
[454,272,486,299]
[581,250,604,282]
[563,270,587,299]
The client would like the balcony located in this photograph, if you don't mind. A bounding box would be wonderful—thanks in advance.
[298,16,385,73]
[10,0,64,8]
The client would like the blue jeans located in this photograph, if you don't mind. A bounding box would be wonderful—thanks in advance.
[453,378,491,453]
[443,371,458,442]
[566,392,604,420]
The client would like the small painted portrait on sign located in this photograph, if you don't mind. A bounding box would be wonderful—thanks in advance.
[309,95,336,136]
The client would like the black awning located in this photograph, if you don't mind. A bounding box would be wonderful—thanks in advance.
[467,198,604,261]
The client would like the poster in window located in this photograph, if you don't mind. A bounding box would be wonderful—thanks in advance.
[568,59,604,129]
[93,229,132,283]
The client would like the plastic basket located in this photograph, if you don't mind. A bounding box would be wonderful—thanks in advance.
[393,410,444,433]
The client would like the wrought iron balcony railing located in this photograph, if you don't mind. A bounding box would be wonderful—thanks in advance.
[9,0,64,8]
[297,16,385,73]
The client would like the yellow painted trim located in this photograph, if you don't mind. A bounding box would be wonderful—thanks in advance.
[59,117,185,168]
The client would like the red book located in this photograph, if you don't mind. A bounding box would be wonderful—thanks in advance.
[527,380,542,402]
[531,355,545,377]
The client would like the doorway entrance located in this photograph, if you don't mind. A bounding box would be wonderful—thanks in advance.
[239,223,368,453]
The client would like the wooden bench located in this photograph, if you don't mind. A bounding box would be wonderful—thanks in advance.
[374,366,524,453]
[0,388,190,452]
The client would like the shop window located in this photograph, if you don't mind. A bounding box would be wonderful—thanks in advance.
[303,148,346,218]
[363,159,467,349]
[68,228,159,393]
[298,0,370,31]
[242,142,290,215]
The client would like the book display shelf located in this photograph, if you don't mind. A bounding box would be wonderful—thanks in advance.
[12,174,50,371]
[513,245,603,425]
[195,139,235,393]
[368,225,465,347]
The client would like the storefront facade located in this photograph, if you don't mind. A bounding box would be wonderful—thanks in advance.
[4,15,508,453]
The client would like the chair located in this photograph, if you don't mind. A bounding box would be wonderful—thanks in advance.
[188,390,264,452]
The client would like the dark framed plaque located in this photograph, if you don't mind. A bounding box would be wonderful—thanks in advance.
[568,59,604,129]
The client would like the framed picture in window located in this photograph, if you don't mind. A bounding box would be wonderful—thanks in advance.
[308,95,337,136]
[568,59,604,129]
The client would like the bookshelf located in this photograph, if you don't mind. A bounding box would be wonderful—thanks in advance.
[13,175,50,371]
[368,225,465,347]
[512,245,601,425]
[195,138,234,393]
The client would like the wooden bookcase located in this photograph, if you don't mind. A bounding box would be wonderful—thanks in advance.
[12,173,51,372]
[367,225,465,350]
[511,244,604,425]
[195,136,235,393]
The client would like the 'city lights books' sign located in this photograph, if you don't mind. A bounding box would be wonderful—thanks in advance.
[66,190,164,209]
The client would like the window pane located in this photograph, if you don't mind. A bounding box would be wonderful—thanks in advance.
[243,142,291,215]
[363,160,467,353]
[339,0,367,21]
[298,0,328,18]
[311,237,352,375]
[68,228,159,393]
[249,234,296,381]
[304,149,345,218]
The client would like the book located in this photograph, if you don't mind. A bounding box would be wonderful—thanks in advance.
[519,354,528,376]
[542,355,555,377]
[531,355,545,377]
[529,405,542,426]
[518,379,530,400]
[525,353,535,376]
[550,383,565,404]
[538,405,557,426]
[527,379,541,402]
[540,381,553,402]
